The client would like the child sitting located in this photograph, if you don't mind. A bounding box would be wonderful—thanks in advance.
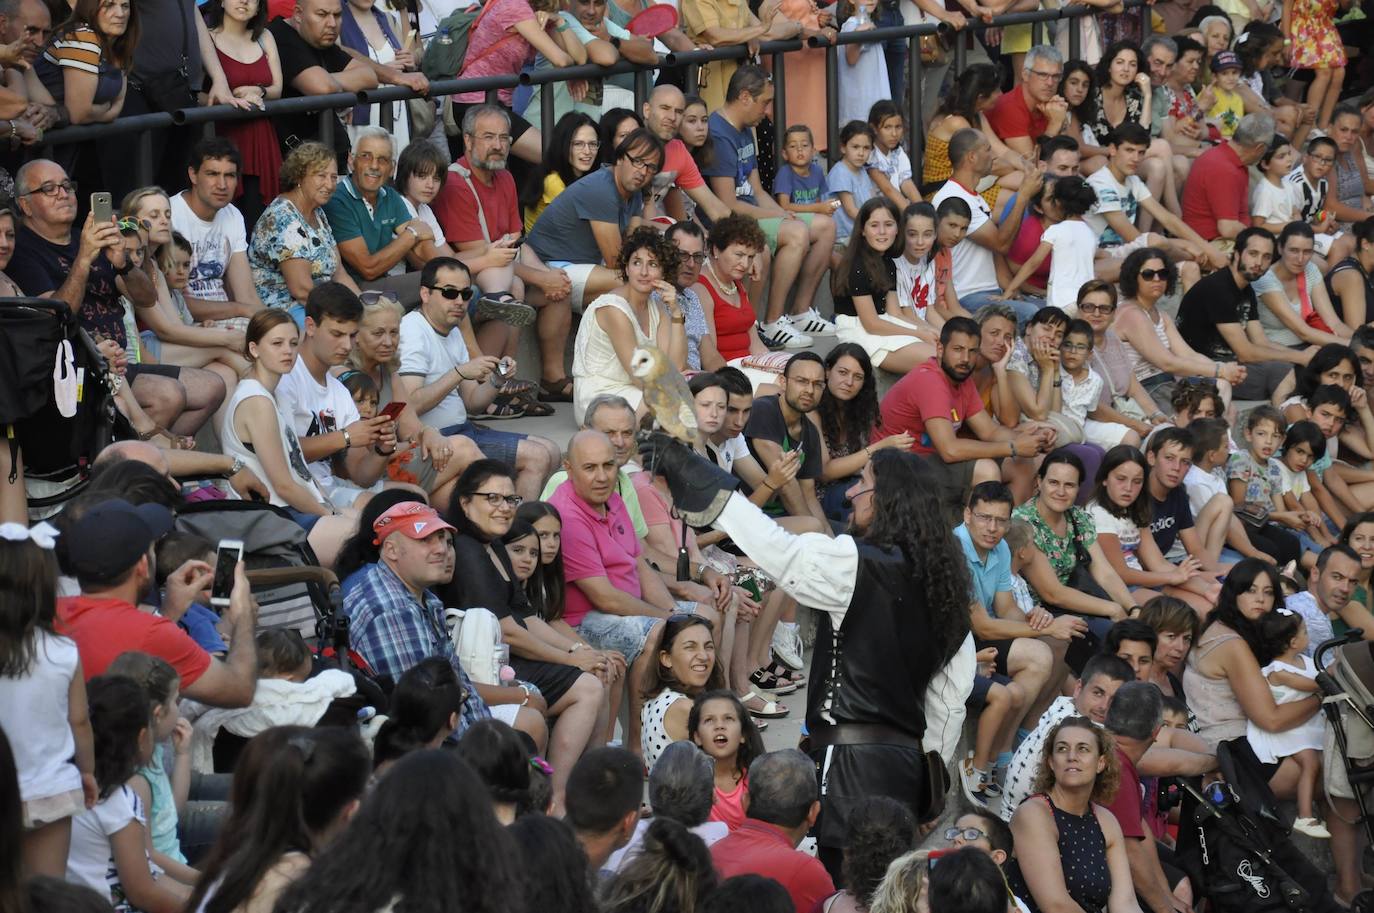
[1250,135,1299,235]
[1004,518,1039,619]
[866,100,922,208]
[689,689,764,831]
[1058,319,1141,449]
[1203,51,1246,139]
[827,121,881,247]
[1246,608,1329,838]
[153,533,227,656]
[1160,694,1191,731]
[1275,420,1337,551]
[836,0,889,129]
[1181,417,1239,557]
[999,176,1102,315]
[156,232,199,331]
[339,370,379,420]
[1228,406,1308,570]
[774,125,841,219]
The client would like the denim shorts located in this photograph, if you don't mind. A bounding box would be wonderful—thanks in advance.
[576,611,661,665]
[440,420,527,470]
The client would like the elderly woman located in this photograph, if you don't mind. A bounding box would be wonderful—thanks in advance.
[248,142,360,321]
[571,225,687,418]
[1005,717,1140,913]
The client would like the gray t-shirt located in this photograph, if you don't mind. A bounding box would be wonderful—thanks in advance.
[527,167,642,265]
[1251,261,1323,348]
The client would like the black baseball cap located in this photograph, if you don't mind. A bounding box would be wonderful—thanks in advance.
[65,499,174,582]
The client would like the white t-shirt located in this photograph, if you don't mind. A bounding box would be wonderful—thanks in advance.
[1085,168,1152,246]
[1089,500,1143,570]
[0,630,82,801]
[273,356,362,493]
[170,191,248,302]
[401,197,448,247]
[399,308,470,430]
[1183,463,1226,518]
[67,785,144,905]
[893,254,936,318]
[1042,220,1099,313]
[708,434,749,475]
[1275,459,1312,499]
[868,145,914,189]
[1060,367,1104,424]
[1251,177,1300,227]
[931,179,996,296]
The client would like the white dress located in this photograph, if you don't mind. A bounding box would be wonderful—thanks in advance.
[572,293,662,418]
[640,687,686,772]
[1246,655,1325,762]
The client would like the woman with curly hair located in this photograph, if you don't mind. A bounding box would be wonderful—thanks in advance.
[823,797,916,913]
[571,224,687,419]
[1004,717,1136,913]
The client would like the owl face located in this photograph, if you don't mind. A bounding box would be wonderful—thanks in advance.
[629,346,660,379]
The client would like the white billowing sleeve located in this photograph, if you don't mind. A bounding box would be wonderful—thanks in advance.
[712,493,858,623]
[922,633,975,763]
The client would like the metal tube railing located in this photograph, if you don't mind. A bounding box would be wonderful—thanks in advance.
[37,0,1159,173]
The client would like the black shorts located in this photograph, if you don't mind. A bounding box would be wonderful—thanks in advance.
[510,657,583,707]
[127,363,182,381]
[974,637,1015,677]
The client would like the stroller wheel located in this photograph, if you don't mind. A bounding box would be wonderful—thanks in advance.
[1352,890,1374,913]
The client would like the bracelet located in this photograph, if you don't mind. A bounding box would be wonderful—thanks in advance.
[228,456,245,477]
[1009,439,1017,458]
[761,479,776,491]
[373,444,395,457]
[671,314,686,324]
[342,428,352,448]
[1214,363,1221,378]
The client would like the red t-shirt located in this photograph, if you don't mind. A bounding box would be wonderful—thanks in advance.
[710,821,835,913]
[661,139,706,191]
[432,157,522,246]
[1103,748,1147,840]
[1180,142,1249,241]
[871,357,984,457]
[57,595,211,687]
[986,87,1049,143]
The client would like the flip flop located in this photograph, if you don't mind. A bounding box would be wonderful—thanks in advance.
[740,689,789,719]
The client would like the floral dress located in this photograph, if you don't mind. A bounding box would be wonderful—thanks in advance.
[1011,501,1098,587]
[1288,0,1345,69]
[248,196,339,311]
[1089,84,1147,144]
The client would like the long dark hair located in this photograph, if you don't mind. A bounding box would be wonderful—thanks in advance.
[0,536,60,678]
[864,450,971,668]
[687,689,765,779]
[373,657,468,766]
[508,816,598,913]
[1293,342,1358,400]
[201,0,267,38]
[641,613,727,701]
[516,501,566,622]
[333,488,429,580]
[601,817,719,913]
[934,63,1001,123]
[0,729,19,913]
[187,727,370,913]
[1096,40,1144,90]
[273,750,523,913]
[817,343,880,459]
[457,718,532,807]
[831,197,900,299]
[88,675,150,799]
[598,109,643,167]
[1060,60,1098,125]
[1236,21,1283,75]
[1203,558,1285,662]
[547,111,600,187]
[1091,444,1151,528]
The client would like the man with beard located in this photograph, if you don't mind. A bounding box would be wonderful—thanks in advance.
[873,317,1052,512]
[1176,227,1300,401]
[743,352,829,527]
[641,85,731,229]
[526,127,665,312]
[633,433,977,879]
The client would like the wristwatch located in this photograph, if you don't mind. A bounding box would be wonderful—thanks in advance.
[227,456,245,477]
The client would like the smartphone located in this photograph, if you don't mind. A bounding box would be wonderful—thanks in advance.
[90,192,112,225]
[378,401,406,422]
[211,539,244,609]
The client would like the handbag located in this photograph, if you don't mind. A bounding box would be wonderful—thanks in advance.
[1297,272,1333,333]
[1234,502,1271,530]
[1046,510,1108,673]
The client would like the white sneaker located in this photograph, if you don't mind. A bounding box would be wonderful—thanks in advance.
[791,307,837,336]
[959,757,1002,809]
[760,317,813,349]
[772,621,804,670]
[1292,816,1331,838]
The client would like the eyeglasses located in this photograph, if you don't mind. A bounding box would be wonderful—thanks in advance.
[680,252,708,264]
[1078,302,1116,314]
[1138,268,1169,281]
[969,510,1009,528]
[945,826,988,843]
[426,285,475,301]
[471,491,523,507]
[1028,69,1063,82]
[20,179,76,198]
[625,153,659,173]
[473,132,512,145]
[1307,154,1335,164]
[1060,341,1091,353]
[571,140,601,151]
[354,151,393,167]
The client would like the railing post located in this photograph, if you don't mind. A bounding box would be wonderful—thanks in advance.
[319,108,335,151]
[634,69,651,109]
[685,63,699,96]
[379,96,394,132]
[137,130,154,186]
[953,31,966,80]
[202,121,216,138]
[1068,8,1081,60]
[541,69,556,157]
[907,33,924,164]
[485,88,498,105]
[1138,0,1150,36]
[825,42,839,164]
[771,47,787,167]
[1033,20,1044,49]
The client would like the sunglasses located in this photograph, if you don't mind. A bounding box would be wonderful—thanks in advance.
[426,284,475,301]
[1138,268,1169,281]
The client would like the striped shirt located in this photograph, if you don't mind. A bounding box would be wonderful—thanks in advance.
[43,24,103,75]
[1286,165,1329,223]
[34,23,124,106]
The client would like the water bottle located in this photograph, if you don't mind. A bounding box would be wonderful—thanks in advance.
[853,2,870,26]
[436,26,453,45]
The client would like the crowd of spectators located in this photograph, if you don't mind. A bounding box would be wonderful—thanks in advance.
[0,0,1373,911]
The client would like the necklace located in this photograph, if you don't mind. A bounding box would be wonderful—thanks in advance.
[705,259,739,300]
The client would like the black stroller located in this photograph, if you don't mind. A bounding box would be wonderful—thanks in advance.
[1315,631,1374,913]
[1172,740,1343,913]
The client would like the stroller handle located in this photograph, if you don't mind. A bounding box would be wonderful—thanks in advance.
[246,566,342,592]
[1314,629,1364,674]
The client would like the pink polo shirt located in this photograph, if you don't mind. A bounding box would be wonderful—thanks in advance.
[548,480,642,628]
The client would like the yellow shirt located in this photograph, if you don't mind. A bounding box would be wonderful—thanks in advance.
[680,0,756,111]
[524,172,567,234]
[1207,85,1244,139]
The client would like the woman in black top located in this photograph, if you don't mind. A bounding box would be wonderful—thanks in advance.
[440,459,609,813]
[1326,218,1374,327]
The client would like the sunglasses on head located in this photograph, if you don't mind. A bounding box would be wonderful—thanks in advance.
[426,284,475,301]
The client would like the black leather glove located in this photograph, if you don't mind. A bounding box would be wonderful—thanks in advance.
[636,430,739,528]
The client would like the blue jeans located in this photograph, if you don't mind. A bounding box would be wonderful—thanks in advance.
[958,289,1044,330]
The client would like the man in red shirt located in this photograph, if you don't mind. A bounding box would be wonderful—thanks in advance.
[873,317,1052,510]
[640,84,732,226]
[431,104,577,398]
[985,45,1070,158]
[1180,111,1274,242]
[710,749,835,912]
[56,499,259,708]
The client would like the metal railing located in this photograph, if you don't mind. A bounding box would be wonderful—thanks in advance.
[37,0,1157,185]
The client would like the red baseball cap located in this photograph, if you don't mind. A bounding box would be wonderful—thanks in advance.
[371,502,456,544]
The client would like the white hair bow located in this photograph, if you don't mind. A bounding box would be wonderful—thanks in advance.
[0,522,60,550]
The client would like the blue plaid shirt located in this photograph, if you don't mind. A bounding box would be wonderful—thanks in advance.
[343,560,490,733]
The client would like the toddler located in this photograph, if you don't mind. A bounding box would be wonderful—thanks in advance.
[1160,694,1191,731]
[826,121,881,245]
[1275,420,1336,550]
[339,370,380,420]
[1251,135,1299,235]
[1204,51,1245,139]
[1246,609,1329,837]
[153,533,227,656]
[773,126,841,218]
[999,176,1101,314]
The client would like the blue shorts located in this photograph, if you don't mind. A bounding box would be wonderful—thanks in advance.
[968,672,1011,712]
[286,508,321,533]
[576,612,661,665]
[440,420,527,469]
[140,330,161,362]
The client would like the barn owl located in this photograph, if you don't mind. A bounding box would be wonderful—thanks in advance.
[629,345,699,447]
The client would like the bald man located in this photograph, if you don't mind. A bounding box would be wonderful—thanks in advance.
[642,85,731,225]
[548,430,675,749]
[94,440,270,501]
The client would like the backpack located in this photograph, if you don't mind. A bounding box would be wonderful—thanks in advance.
[420,2,511,81]
[444,606,503,685]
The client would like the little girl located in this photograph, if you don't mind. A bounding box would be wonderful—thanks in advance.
[515,501,568,630]
[1282,0,1347,128]
[1246,609,1329,838]
[0,526,96,877]
[1275,420,1336,551]
[837,0,889,130]
[104,652,197,891]
[69,675,188,913]
[339,370,380,421]
[156,233,199,332]
[689,689,764,831]
[867,100,922,208]
[1250,135,1299,234]
[998,176,1102,315]
[827,122,881,246]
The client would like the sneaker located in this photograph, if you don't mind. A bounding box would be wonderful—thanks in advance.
[760,317,813,349]
[959,757,1003,809]
[772,621,804,670]
[791,307,836,336]
[472,294,536,328]
[1292,816,1331,838]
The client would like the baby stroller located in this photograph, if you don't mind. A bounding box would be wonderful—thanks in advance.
[1315,631,1374,913]
[1173,740,1343,913]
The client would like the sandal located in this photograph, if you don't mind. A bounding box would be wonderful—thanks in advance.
[538,376,575,403]
[748,666,799,695]
[739,689,789,719]
[481,397,526,421]
[137,425,196,450]
[763,659,806,687]
[494,377,538,398]
[512,391,555,418]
